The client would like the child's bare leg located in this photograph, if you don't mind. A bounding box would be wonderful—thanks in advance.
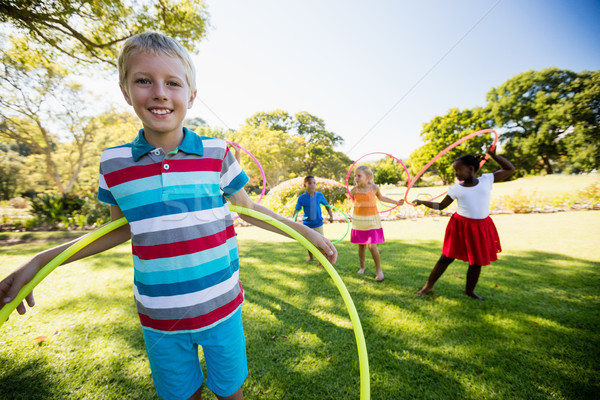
[187,385,202,400]
[305,250,314,262]
[417,254,454,296]
[368,243,384,281]
[464,264,484,301]
[357,244,366,274]
[216,388,244,400]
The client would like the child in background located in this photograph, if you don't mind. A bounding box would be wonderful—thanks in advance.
[413,146,514,300]
[293,176,334,263]
[0,32,337,400]
[350,165,403,282]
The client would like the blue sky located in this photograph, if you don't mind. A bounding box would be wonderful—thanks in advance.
[105,0,600,160]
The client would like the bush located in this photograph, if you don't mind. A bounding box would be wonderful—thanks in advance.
[9,197,29,209]
[262,177,348,216]
[27,191,109,230]
[576,182,600,208]
[29,193,84,226]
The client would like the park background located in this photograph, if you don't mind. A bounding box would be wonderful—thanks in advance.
[1,1,599,399]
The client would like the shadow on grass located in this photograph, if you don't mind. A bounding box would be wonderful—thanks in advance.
[1,238,597,399]
[0,292,158,400]
[238,239,599,400]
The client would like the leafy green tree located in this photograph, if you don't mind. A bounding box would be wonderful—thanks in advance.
[408,107,495,184]
[0,145,24,200]
[245,110,294,132]
[0,0,209,67]
[229,123,304,188]
[0,50,97,194]
[184,117,208,132]
[487,68,581,175]
[74,110,140,192]
[243,110,348,180]
[293,111,346,178]
[560,70,600,173]
[373,158,407,185]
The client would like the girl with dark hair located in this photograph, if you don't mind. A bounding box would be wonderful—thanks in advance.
[413,146,515,300]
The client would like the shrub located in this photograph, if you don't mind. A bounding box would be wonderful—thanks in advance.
[262,177,348,216]
[9,197,29,209]
[27,191,109,230]
[576,182,600,208]
[497,190,535,214]
[29,193,84,227]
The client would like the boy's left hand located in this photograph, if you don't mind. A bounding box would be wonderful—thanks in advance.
[397,199,404,205]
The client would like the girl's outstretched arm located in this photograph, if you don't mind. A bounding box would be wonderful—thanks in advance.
[413,195,454,210]
[374,184,404,205]
[487,146,515,182]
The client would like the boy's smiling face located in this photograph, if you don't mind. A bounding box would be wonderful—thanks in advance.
[120,51,197,142]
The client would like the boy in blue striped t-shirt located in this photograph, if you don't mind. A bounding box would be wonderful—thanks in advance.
[0,32,337,400]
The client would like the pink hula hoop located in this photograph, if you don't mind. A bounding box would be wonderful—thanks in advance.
[345,152,410,214]
[226,141,267,203]
[403,128,498,206]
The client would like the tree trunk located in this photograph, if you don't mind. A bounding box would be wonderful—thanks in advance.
[541,155,554,174]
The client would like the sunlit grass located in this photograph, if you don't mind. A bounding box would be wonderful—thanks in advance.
[1,211,599,399]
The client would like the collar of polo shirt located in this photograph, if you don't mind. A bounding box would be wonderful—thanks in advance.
[131,127,205,161]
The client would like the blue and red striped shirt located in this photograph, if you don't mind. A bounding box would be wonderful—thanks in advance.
[98,128,249,333]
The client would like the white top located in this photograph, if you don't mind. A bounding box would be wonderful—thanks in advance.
[447,173,494,219]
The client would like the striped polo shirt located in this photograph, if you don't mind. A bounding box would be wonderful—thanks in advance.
[98,127,249,333]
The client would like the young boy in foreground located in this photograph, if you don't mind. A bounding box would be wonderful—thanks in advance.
[0,32,337,400]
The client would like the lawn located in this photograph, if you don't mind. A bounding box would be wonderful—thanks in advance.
[0,210,599,399]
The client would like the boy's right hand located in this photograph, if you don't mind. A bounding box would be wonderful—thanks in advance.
[0,262,40,316]
[413,200,422,206]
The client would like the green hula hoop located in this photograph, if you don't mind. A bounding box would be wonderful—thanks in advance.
[293,204,350,244]
[0,217,128,325]
[0,206,370,400]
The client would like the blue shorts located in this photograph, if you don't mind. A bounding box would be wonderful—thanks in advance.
[142,308,247,399]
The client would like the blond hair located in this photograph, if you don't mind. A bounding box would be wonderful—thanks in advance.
[118,32,196,95]
[355,165,374,183]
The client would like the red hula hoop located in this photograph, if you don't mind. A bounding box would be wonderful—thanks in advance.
[345,152,410,214]
[226,141,267,204]
[403,129,498,206]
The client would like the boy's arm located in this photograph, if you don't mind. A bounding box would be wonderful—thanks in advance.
[228,189,337,263]
[326,205,334,222]
[0,205,131,316]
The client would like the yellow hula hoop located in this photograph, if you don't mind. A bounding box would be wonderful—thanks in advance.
[0,207,370,400]
[0,217,128,325]
[230,205,369,400]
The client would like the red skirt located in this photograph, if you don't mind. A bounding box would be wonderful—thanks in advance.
[442,213,501,266]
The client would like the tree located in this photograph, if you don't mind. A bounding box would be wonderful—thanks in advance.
[0,144,24,200]
[408,108,495,184]
[245,110,294,132]
[292,111,346,178]
[229,123,304,189]
[560,70,600,173]
[0,0,209,67]
[243,110,348,180]
[487,68,580,175]
[184,117,208,132]
[0,50,97,193]
[373,158,407,185]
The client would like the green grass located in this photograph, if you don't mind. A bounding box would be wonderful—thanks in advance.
[1,211,599,399]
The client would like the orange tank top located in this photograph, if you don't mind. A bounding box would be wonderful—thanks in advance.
[353,186,378,217]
